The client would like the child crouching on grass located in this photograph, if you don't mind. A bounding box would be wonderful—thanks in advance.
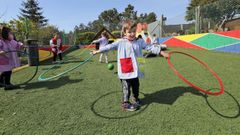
[92,20,169,111]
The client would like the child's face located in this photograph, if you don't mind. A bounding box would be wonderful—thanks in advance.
[125,28,136,41]
[8,32,14,40]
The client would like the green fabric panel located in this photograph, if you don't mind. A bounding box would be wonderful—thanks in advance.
[191,34,240,49]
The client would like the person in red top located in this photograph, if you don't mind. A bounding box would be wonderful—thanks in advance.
[50,33,63,64]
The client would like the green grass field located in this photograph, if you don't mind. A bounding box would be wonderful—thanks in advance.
[0,47,240,135]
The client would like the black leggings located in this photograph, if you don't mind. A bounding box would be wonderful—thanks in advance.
[120,78,140,103]
[53,53,62,62]
[0,71,12,85]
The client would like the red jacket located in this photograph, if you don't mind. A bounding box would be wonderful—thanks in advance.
[51,38,62,53]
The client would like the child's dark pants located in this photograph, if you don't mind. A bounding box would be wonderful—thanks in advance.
[0,71,12,85]
[53,53,62,62]
[120,78,139,103]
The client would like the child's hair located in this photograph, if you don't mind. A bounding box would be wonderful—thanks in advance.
[101,31,109,39]
[1,26,11,40]
[54,32,59,37]
[53,32,62,40]
[137,35,142,39]
[121,20,137,37]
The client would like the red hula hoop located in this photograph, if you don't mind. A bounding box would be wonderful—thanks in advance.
[167,51,224,96]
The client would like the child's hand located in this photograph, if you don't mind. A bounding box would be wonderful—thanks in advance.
[51,44,58,47]
[91,50,99,55]
[0,51,6,56]
[160,51,169,59]
[92,40,96,43]
[18,42,23,46]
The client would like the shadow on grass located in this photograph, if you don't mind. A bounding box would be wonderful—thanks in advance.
[91,87,204,119]
[108,60,117,63]
[142,87,240,119]
[141,86,205,105]
[22,76,83,90]
[91,91,149,120]
[91,86,240,119]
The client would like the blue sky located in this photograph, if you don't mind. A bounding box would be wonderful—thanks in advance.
[0,0,190,32]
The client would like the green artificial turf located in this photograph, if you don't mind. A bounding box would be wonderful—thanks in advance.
[0,47,240,135]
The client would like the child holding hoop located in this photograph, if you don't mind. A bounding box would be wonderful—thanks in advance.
[0,27,23,90]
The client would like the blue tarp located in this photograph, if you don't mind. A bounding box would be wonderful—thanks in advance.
[214,43,240,53]
[157,37,172,44]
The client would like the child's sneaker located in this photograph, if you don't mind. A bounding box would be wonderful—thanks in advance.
[4,84,20,90]
[133,100,141,109]
[122,102,137,111]
[59,60,64,64]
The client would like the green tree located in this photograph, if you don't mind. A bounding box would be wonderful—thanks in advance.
[8,18,35,41]
[121,4,138,21]
[185,0,217,21]
[38,25,59,45]
[98,8,121,31]
[77,23,88,32]
[137,13,148,23]
[186,0,240,29]
[213,0,240,27]
[91,20,104,32]
[145,12,157,23]
[77,32,96,45]
[74,4,158,40]
[19,0,48,27]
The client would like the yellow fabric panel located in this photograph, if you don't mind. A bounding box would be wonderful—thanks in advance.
[13,65,29,73]
[39,50,53,61]
[174,33,208,42]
